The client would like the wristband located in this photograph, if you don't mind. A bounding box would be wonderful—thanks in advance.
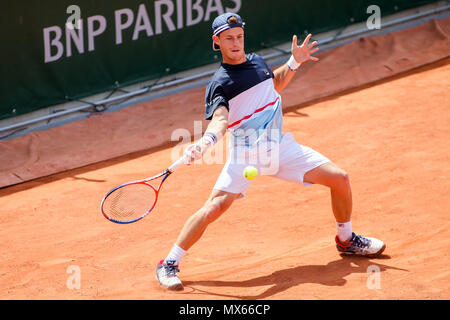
[202,132,218,146]
[287,55,301,71]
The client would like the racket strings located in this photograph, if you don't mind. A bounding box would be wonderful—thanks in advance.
[102,183,156,222]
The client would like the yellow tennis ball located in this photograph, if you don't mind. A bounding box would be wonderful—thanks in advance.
[243,166,258,180]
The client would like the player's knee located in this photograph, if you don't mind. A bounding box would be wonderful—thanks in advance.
[332,170,350,189]
[341,170,350,182]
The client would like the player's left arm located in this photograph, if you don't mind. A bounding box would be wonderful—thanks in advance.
[273,34,319,93]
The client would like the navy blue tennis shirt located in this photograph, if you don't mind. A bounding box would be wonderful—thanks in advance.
[204,53,283,148]
[205,53,274,120]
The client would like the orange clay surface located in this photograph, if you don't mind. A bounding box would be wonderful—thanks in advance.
[1,58,449,300]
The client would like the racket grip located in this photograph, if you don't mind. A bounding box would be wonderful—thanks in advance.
[168,156,186,173]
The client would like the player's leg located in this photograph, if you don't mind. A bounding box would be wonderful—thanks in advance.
[273,133,385,257]
[303,162,385,257]
[156,189,238,291]
[176,189,239,250]
[156,157,252,291]
[173,157,252,254]
[303,161,385,257]
[303,161,352,224]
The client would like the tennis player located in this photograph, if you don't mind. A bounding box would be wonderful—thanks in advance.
[156,13,386,291]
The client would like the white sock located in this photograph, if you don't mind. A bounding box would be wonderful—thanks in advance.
[336,220,352,242]
[164,244,186,265]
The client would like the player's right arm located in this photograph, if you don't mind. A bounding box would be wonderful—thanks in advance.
[204,105,228,140]
[184,105,228,163]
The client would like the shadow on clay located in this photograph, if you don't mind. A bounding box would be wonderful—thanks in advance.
[182,254,408,299]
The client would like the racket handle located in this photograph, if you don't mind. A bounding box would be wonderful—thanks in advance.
[168,156,186,173]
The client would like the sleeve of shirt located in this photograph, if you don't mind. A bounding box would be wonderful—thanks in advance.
[205,81,229,120]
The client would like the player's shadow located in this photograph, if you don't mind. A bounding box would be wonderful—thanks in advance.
[183,254,407,299]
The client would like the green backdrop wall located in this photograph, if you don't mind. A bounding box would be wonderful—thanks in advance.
[0,0,439,119]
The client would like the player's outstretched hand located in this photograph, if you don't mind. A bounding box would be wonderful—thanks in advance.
[291,34,319,63]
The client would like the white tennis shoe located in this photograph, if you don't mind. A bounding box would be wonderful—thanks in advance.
[335,232,386,258]
[156,259,183,291]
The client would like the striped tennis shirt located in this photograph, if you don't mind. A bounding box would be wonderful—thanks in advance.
[205,53,283,149]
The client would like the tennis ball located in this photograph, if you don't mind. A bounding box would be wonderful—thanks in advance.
[243,166,258,180]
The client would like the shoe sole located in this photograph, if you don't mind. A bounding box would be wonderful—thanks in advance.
[155,273,184,291]
[339,243,386,258]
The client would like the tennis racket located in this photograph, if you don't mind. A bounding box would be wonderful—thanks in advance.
[101,156,186,224]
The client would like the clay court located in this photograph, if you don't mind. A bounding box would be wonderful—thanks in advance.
[1,18,449,300]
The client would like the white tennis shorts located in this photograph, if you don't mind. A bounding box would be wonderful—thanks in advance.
[213,132,330,198]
